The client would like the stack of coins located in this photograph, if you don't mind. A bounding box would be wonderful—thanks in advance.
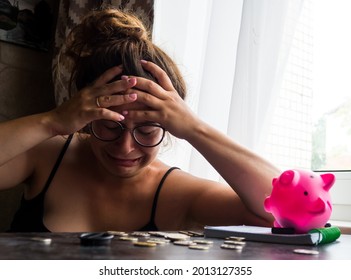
[220,236,246,251]
[188,244,210,250]
[226,236,246,242]
[130,232,151,238]
[178,230,204,237]
[172,238,213,250]
[188,239,213,250]
[107,231,128,237]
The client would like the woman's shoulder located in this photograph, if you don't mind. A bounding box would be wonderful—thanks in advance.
[30,133,88,170]
[33,133,86,153]
[155,160,227,192]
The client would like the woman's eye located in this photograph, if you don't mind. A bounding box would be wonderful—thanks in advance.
[138,127,157,135]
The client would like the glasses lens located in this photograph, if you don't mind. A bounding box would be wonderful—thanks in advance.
[133,125,165,147]
[91,120,123,141]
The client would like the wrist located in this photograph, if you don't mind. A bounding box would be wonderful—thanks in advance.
[38,111,63,138]
[183,118,210,143]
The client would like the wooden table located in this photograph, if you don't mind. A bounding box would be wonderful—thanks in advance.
[0,232,349,260]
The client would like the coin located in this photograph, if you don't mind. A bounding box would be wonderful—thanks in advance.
[147,238,170,244]
[188,244,210,250]
[107,231,128,237]
[30,237,52,245]
[187,231,204,237]
[226,236,246,241]
[220,244,243,250]
[148,231,168,237]
[224,240,246,246]
[178,231,193,236]
[119,236,138,242]
[193,239,213,245]
[133,241,157,247]
[173,240,197,246]
[177,230,204,237]
[130,232,151,237]
[293,249,319,255]
[165,233,190,241]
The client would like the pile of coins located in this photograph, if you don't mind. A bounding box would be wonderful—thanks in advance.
[108,231,211,249]
[106,230,248,251]
[220,236,246,251]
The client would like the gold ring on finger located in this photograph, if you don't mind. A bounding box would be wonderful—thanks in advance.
[96,96,101,108]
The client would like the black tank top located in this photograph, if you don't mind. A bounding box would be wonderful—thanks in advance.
[9,135,179,232]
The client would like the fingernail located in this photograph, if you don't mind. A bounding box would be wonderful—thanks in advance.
[128,77,137,85]
[141,59,148,64]
[118,115,125,121]
[122,110,129,115]
[129,93,137,100]
[121,75,129,80]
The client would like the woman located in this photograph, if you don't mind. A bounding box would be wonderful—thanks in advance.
[0,8,279,232]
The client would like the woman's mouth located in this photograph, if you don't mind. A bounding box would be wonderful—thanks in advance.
[107,154,141,167]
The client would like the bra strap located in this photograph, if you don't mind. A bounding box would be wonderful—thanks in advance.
[149,167,180,222]
[41,134,73,194]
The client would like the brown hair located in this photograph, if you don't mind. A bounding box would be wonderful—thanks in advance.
[60,8,186,100]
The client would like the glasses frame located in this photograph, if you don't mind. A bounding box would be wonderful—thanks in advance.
[89,120,166,148]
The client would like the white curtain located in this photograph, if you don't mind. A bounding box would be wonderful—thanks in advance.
[228,0,304,153]
[154,0,303,181]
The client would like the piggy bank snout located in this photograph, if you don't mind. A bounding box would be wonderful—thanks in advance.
[277,170,295,185]
[308,197,327,214]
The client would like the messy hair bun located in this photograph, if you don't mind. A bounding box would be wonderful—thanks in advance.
[65,9,150,57]
[60,8,186,100]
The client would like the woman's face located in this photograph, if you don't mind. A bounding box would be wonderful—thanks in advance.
[89,101,162,178]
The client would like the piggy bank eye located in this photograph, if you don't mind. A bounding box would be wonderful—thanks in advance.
[304,191,308,196]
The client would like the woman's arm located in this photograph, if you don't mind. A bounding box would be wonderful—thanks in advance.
[0,66,137,188]
[184,119,280,223]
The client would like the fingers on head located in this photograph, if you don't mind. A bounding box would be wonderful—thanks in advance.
[96,93,137,108]
[93,107,125,122]
[141,60,173,91]
[94,66,123,86]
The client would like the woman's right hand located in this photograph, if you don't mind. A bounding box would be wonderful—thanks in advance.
[47,66,138,136]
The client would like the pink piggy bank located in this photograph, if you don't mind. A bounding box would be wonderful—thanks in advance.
[264,169,335,233]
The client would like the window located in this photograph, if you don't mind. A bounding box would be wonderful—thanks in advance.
[263,0,351,223]
[154,0,351,224]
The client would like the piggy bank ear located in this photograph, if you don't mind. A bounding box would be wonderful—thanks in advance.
[279,170,295,185]
[321,173,335,191]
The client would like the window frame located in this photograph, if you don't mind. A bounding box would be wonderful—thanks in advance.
[316,171,351,222]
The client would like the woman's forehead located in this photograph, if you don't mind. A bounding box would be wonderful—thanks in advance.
[110,100,149,112]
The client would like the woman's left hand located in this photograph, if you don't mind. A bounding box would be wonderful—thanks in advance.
[124,60,199,140]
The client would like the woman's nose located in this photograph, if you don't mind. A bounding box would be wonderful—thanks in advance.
[114,130,137,153]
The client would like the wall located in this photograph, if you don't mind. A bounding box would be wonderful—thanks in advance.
[0,40,56,231]
[0,43,56,120]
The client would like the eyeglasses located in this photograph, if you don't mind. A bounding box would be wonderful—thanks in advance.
[89,120,166,147]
